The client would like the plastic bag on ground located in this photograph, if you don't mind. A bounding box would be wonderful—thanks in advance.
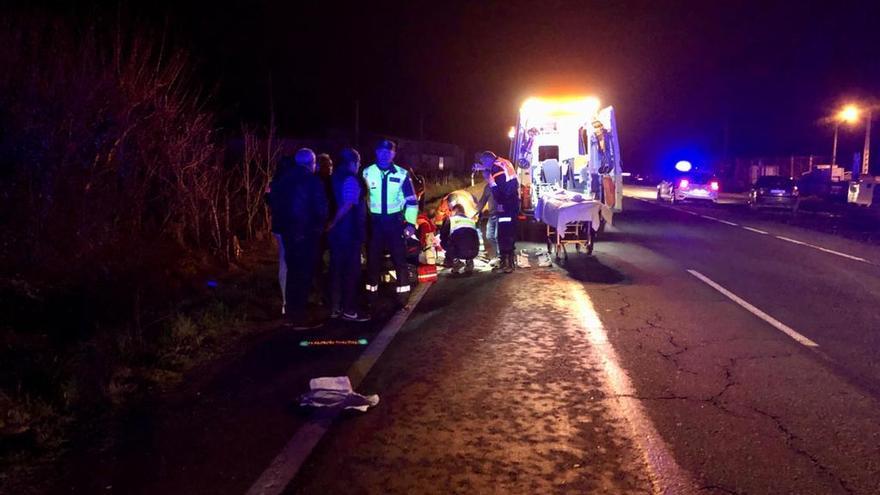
[299,376,379,412]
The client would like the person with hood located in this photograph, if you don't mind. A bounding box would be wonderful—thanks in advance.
[269,148,329,329]
[327,148,370,322]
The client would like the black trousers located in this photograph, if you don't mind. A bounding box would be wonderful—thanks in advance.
[496,212,518,255]
[366,213,410,292]
[329,238,362,314]
[281,234,319,318]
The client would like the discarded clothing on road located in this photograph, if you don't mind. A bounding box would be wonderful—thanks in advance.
[299,376,379,412]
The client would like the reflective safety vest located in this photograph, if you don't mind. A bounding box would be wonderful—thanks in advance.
[362,163,419,225]
[449,215,477,234]
[489,157,517,186]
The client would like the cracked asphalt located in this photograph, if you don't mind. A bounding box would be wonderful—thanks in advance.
[585,197,880,494]
[288,196,880,494]
[37,196,880,494]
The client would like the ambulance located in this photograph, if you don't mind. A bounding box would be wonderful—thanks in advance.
[509,96,623,213]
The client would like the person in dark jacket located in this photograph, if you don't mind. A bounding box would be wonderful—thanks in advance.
[269,148,329,329]
[327,148,370,322]
[478,150,519,273]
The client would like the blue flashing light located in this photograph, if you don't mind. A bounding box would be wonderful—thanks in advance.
[675,161,693,172]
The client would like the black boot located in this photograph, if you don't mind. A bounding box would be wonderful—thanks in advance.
[502,253,514,274]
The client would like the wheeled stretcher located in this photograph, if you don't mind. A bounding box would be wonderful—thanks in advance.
[535,190,613,260]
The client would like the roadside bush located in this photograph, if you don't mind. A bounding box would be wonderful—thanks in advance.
[0,12,278,459]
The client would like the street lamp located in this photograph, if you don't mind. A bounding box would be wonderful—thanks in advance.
[832,104,860,169]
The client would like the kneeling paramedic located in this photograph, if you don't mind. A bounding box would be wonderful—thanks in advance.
[440,204,479,275]
[363,139,419,306]
[479,151,519,273]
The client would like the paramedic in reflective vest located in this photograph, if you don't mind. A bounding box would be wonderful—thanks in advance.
[440,204,479,275]
[363,139,419,304]
[479,150,519,273]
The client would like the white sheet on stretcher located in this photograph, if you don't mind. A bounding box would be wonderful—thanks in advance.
[535,191,613,233]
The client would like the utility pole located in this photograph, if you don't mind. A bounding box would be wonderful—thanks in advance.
[862,109,872,176]
[831,122,840,167]
[354,100,360,148]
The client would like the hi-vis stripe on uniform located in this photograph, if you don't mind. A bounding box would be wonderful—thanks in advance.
[490,158,517,185]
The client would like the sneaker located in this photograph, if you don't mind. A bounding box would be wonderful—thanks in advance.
[285,315,324,330]
[452,259,464,274]
[341,311,371,322]
[329,309,342,319]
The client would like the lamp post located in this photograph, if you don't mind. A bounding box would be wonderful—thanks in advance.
[831,105,860,180]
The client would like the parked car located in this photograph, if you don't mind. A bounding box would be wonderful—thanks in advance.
[749,176,799,212]
[657,172,720,203]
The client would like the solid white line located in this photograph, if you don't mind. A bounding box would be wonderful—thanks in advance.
[775,236,869,263]
[687,269,819,348]
[571,286,698,494]
[742,226,769,235]
[246,283,434,495]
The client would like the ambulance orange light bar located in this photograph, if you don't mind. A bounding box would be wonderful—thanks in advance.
[520,96,601,120]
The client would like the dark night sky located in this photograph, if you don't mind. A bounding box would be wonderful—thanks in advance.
[15,0,880,172]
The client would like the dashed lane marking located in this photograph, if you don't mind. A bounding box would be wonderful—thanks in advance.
[687,269,819,348]
[634,197,872,265]
[775,236,870,263]
[245,282,434,495]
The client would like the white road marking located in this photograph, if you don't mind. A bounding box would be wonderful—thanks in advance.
[246,283,434,495]
[775,235,807,246]
[571,286,698,494]
[813,246,869,263]
[775,236,869,263]
[636,197,872,264]
[687,269,819,348]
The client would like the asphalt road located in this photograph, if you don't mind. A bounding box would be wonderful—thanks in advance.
[39,194,880,494]
[589,196,880,493]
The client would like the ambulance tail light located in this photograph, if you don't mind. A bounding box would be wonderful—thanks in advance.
[710,180,719,191]
[679,179,689,189]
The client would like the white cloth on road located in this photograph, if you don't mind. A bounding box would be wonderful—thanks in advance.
[299,376,379,412]
[535,189,613,233]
